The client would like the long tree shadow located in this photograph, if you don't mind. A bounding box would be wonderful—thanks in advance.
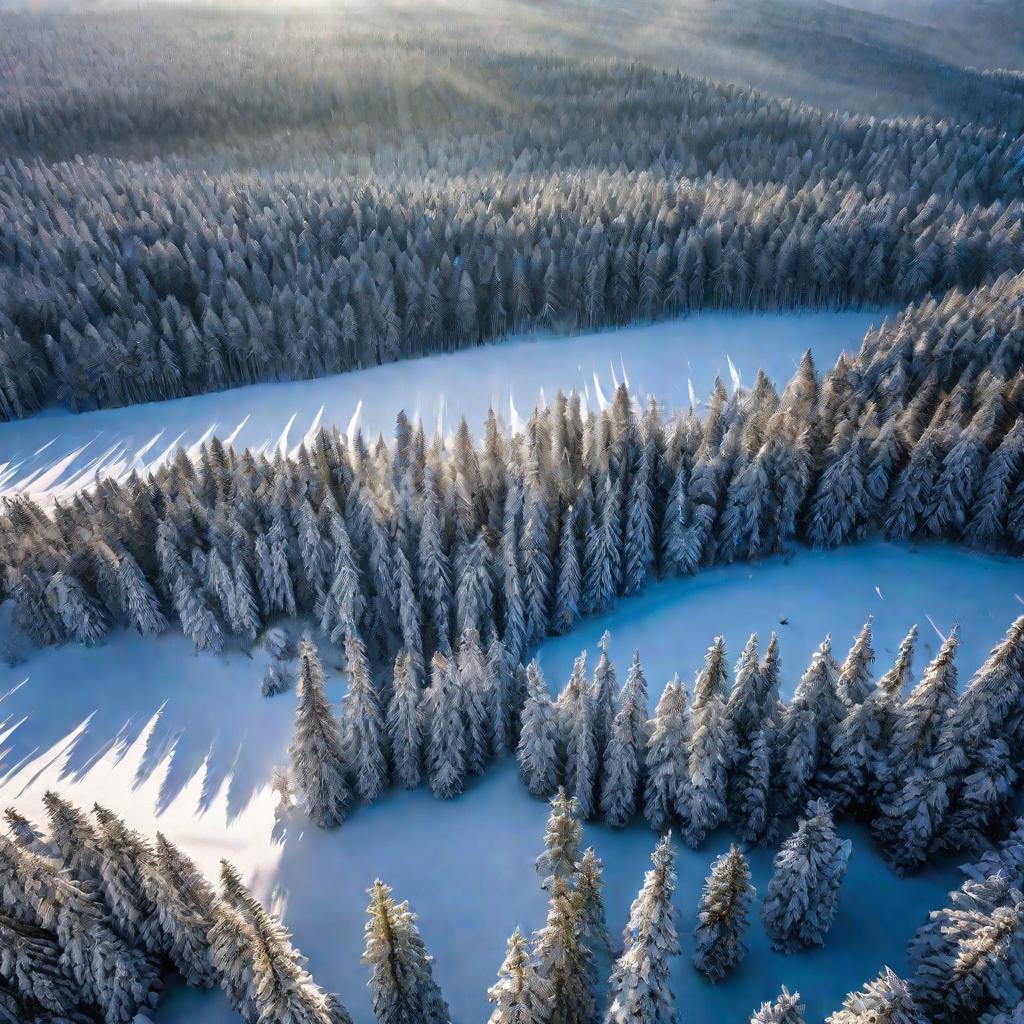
[0,628,292,824]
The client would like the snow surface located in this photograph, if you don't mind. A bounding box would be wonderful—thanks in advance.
[2,540,1019,1024]
[0,310,881,501]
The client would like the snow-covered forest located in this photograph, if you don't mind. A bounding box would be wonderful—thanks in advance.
[1,0,1022,1021]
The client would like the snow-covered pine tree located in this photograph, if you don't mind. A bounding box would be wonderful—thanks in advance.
[92,804,163,955]
[117,551,167,636]
[487,637,517,757]
[605,834,679,1024]
[487,927,547,1024]
[599,651,650,828]
[693,844,755,981]
[536,789,582,891]
[575,847,613,959]
[912,894,1024,1024]
[886,626,959,785]
[826,968,924,1024]
[761,799,852,952]
[458,626,495,776]
[562,654,599,819]
[837,618,875,708]
[425,652,468,799]
[288,635,352,827]
[591,631,618,761]
[47,571,108,646]
[750,987,806,1024]
[687,637,734,847]
[732,725,775,844]
[0,835,160,1022]
[553,505,581,635]
[339,626,389,803]
[3,808,56,859]
[774,636,842,817]
[643,677,691,833]
[0,912,90,1021]
[531,876,595,1024]
[517,661,561,799]
[725,634,763,750]
[928,616,1024,857]
[867,624,919,799]
[144,831,217,987]
[208,898,260,1023]
[387,649,423,790]
[363,880,451,1024]
[42,791,101,881]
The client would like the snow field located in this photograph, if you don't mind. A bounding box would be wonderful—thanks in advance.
[1,540,1018,1023]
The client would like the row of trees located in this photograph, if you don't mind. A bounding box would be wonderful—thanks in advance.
[0,793,352,1023]
[1,28,1023,418]
[3,269,1024,663]
[7,783,989,1024]
[520,615,1024,874]
[280,602,1024,881]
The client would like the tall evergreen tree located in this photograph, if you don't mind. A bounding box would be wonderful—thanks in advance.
[827,968,925,1024]
[517,661,561,799]
[387,650,423,790]
[599,651,650,828]
[693,845,755,981]
[362,880,451,1024]
[643,678,691,833]
[761,800,852,952]
[750,988,806,1024]
[288,635,352,827]
[605,835,679,1024]
[487,927,546,1024]
[535,789,582,892]
[425,652,468,799]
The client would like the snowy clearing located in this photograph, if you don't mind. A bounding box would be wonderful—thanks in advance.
[1,539,1017,1023]
[0,310,881,501]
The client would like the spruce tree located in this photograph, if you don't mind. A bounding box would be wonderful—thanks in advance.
[458,626,494,776]
[144,832,217,988]
[599,651,650,828]
[517,661,561,799]
[387,650,423,790]
[687,637,734,847]
[487,927,547,1024]
[732,725,774,844]
[339,626,389,803]
[693,845,755,981]
[837,618,875,707]
[288,635,352,827]
[605,834,679,1024]
[363,880,451,1024]
[208,898,260,1022]
[425,652,468,799]
[535,789,582,891]
[575,847,613,959]
[563,654,599,819]
[750,988,806,1024]
[92,804,163,955]
[42,791,101,880]
[531,876,595,1024]
[827,968,924,1024]
[643,678,691,833]
[761,800,852,952]
[775,636,842,817]
[591,631,618,761]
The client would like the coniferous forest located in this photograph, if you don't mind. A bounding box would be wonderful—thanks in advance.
[0,1,1023,1022]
